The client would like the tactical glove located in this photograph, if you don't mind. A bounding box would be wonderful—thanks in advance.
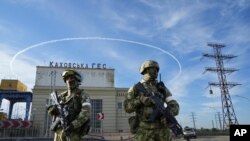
[157,81,166,93]
[64,123,74,136]
[139,96,155,106]
[47,105,59,116]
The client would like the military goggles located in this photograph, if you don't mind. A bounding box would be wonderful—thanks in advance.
[62,71,75,77]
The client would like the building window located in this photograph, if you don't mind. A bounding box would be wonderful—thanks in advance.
[117,102,122,109]
[90,99,102,133]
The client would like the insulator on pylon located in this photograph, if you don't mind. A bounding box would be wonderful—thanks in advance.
[209,89,213,94]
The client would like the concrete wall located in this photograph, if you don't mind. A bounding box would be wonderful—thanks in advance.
[116,89,133,132]
[35,66,114,88]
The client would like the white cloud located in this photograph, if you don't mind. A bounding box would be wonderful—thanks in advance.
[225,24,250,45]
[220,0,250,16]
[138,0,166,9]
[99,5,154,37]
[168,65,204,98]
[202,102,221,111]
[161,10,188,29]
[0,44,41,91]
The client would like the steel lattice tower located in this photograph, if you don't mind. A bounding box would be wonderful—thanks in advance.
[203,43,240,129]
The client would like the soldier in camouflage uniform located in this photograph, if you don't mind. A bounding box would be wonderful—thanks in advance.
[124,60,180,141]
[47,69,91,141]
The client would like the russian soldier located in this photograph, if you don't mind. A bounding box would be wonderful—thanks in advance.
[47,69,91,141]
[124,60,180,141]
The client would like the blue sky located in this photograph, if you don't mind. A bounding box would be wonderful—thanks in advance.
[0,0,250,129]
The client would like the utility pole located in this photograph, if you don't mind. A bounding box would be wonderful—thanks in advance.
[203,43,240,129]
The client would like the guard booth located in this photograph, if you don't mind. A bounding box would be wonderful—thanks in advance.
[0,79,32,120]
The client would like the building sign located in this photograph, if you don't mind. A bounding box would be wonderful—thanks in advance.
[49,61,107,69]
[0,120,33,128]
[97,113,104,120]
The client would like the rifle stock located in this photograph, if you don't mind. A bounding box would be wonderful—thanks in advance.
[50,116,61,131]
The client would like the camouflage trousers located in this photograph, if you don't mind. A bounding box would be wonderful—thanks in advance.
[133,127,172,141]
[53,128,82,141]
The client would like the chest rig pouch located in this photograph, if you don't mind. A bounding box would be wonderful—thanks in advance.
[64,94,82,122]
[63,91,90,135]
[136,82,166,119]
[128,114,140,134]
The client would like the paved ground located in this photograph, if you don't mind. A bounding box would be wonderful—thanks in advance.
[0,136,230,141]
[89,135,230,141]
[174,136,229,141]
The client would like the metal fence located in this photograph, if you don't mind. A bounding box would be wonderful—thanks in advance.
[0,127,40,138]
[0,127,134,141]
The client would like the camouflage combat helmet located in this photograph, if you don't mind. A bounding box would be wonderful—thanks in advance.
[62,69,82,83]
[139,60,159,74]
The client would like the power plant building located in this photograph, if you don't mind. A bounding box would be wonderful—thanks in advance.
[31,62,132,136]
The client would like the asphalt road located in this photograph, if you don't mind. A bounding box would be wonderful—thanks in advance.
[0,136,230,141]
[174,136,229,141]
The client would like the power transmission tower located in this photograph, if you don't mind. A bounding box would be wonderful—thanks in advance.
[203,43,240,129]
[191,112,197,129]
[215,112,223,130]
[212,120,214,129]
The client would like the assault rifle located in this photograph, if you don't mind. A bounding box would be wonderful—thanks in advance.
[49,91,69,132]
[135,82,183,136]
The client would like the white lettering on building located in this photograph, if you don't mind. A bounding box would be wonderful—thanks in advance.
[49,61,107,69]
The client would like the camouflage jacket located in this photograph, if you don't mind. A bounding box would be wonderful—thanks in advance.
[58,89,91,129]
[124,79,179,125]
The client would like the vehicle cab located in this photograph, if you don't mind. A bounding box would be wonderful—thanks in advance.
[183,127,197,139]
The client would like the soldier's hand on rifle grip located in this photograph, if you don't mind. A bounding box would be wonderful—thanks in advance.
[139,96,155,106]
[64,123,74,136]
[47,105,59,116]
[160,117,167,127]
[157,81,166,93]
